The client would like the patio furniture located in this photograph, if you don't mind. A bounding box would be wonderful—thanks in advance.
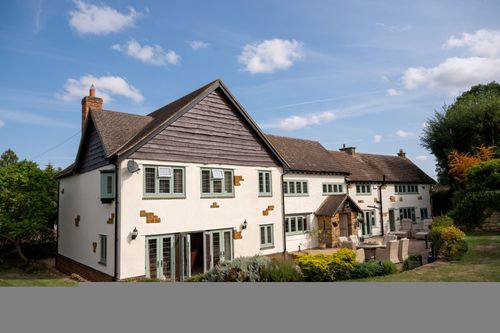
[383,234,398,244]
[338,240,365,263]
[398,238,409,262]
[415,219,432,248]
[392,219,413,239]
[358,243,386,261]
[349,235,361,247]
[375,240,400,263]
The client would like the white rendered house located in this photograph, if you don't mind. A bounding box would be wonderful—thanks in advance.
[57,80,288,281]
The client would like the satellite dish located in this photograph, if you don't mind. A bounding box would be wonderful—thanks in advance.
[127,160,140,173]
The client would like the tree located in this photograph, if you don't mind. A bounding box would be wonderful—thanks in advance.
[0,149,19,168]
[421,82,500,185]
[448,145,495,185]
[0,160,58,263]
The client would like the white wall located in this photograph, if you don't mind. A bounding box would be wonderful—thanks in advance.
[117,159,284,280]
[58,165,115,277]
[283,173,345,252]
[348,183,432,236]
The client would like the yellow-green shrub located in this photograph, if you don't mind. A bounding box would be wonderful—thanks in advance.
[295,249,357,281]
[430,225,467,258]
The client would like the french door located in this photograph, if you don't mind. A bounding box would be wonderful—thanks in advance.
[180,234,191,280]
[146,235,175,280]
[389,209,396,232]
[203,229,233,272]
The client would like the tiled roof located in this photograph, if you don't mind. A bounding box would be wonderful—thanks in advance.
[265,134,348,174]
[315,194,363,216]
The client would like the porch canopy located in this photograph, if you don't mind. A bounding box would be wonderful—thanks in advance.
[315,194,363,216]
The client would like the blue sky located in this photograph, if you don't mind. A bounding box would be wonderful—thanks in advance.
[1,0,500,178]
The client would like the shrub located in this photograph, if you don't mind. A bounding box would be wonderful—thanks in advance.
[260,258,303,282]
[202,256,270,282]
[295,249,357,282]
[431,215,454,229]
[185,274,204,282]
[349,260,398,279]
[403,255,423,271]
[430,225,467,258]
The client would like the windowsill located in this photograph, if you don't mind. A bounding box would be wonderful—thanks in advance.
[322,193,345,196]
[200,195,235,199]
[98,261,107,266]
[258,193,273,198]
[286,231,309,237]
[142,195,186,200]
[260,245,275,250]
[395,193,419,195]
[284,194,310,197]
[100,197,115,204]
[355,193,372,196]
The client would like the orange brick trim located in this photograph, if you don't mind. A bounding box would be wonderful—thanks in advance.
[92,242,97,253]
[418,196,423,200]
[234,175,244,186]
[262,205,275,216]
[140,210,161,223]
[389,196,396,202]
[75,215,80,227]
[107,213,115,224]
[357,199,364,204]
[210,202,220,208]
[233,230,243,240]
[56,254,113,282]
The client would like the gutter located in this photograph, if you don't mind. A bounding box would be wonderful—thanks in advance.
[281,169,289,255]
[379,175,386,236]
[113,160,119,281]
[55,181,60,269]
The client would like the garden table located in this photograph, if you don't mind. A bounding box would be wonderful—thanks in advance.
[357,243,386,261]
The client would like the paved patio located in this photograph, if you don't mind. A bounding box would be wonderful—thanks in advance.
[292,237,431,263]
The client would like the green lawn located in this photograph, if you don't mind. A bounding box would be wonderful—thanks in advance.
[362,233,500,282]
[0,261,77,287]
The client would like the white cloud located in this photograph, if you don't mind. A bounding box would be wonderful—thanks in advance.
[414,155,428,161]
[69,0,143,35]
[386,88,402,96]
[396,129,415,138]
[0,119,4,128]
[56,75,144,103]
[374,134,382,143]
[403,29,500,94]
[238,39,303,74]
[264,111,335,131]
[112,39,180,66]
[188,40,209,50]
[443,29,500,58]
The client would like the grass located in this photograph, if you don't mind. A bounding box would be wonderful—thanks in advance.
[360,232,500,282]
[0,260,77,287]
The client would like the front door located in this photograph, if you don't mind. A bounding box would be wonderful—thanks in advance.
[339,214,351,237]
[146,235,175,280]
[203,229,233,272]
[389,209,396,232]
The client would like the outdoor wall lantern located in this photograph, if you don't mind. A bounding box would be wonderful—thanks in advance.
[241,220,248,230]
[131,227,139,240]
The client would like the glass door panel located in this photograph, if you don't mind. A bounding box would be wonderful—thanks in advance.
[204,232,212,273]
[146,238,158,279]
[181,234,191,280]
[223,230,232,261]
[212,232,221,267]
[161,236,174,280]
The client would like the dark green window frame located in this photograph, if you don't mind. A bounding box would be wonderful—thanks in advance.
[395,184,419,194]
[283,180,309,197]
[322,183,344,195]
[100,170,115,203]
[143,165,185,198]
[201,168,234,198]
[99,234,107,265]
[363,210,376,227]
[260,224,274,249]
[420,207,429,219]
[258,170,272,197]
[285,215,309,235]
[399,207,416,222]
[356,184,372,195]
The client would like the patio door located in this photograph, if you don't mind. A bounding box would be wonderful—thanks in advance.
[389,209,396,232]
[203,229,233,271]
[180,234,191,280]
[146,235,175,280]
[361,211,373,236]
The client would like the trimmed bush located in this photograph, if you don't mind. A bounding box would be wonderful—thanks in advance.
[295,249,357,281]
[349,260,398,279]
[430,224,467,258]
[403,255,423,271]
[201,256,271,282]
[260,258,304,282]
[431,215,454,229]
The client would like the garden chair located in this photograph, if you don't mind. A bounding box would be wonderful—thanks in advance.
[375,240,400,263]
[415,219,432,240]
[339,241,365,263]
[392,219,413,239]
[383,234,398,245]
[349,235,361,247]
[398,238,409,262]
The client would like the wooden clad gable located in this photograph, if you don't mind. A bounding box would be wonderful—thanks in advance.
[131,89,280,167]
[77,119,108,173]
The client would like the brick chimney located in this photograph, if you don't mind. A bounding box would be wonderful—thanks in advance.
[397,149,406,158]
[340,143,356,155]
[81,85,103,130]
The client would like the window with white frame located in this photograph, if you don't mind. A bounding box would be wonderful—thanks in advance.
[260,224,274,249]
[201,168,234,197]
[322,183,344,194]
[285,215,308,235]
[100,171,115,203]
[99,234,107,265]
[356,184,371,195]
[258,170,272,196]
[144,165,185,197]
[395,184,419,194]
[283,180,309,196]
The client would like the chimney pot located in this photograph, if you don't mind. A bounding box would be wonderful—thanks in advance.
[81,85,103,131]
[89,84,95,97]
[340,146,356,156]
[398,149,406,158]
